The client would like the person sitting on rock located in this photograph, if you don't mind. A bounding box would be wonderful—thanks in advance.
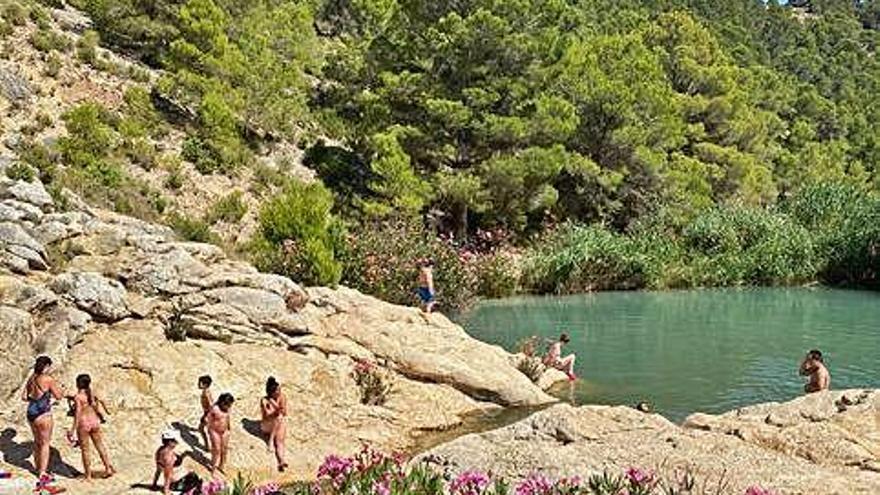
[207,393,235,478]
[260,377,288,473]
[799,349,830,393]
[543,333,577,381]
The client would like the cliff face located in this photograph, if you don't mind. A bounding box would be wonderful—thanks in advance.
[0,173,558,492]
[422,389,880,495]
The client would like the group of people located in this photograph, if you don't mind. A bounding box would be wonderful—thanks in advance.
[19,356,292,494]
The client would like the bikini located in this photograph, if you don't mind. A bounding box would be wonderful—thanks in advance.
[26,380,52,423]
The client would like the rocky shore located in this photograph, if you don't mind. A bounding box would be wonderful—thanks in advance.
[423,389,880,495]
[0,173,561,492]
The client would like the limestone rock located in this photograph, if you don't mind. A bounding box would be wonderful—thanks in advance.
[50,272,131,322]
[0,179,54,210]
[423,403,880,495]
[51,7,93,32]
[683,390,880,472]
[0,222,47,272]
[0,63,32,106]
[0,306,34,400]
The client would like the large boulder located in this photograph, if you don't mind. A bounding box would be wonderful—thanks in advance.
[422,402,880,495]
[50,272,130,322]
[0,306,35,400]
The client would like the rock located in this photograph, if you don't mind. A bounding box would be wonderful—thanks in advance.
[0,199,44,223]
[423,402,880,494]
[303,287,556,407]
[0,275,58,312]
[0,63,32,106]
[51,7,93,32]
[0,320,499,491]
[0,306,35,400]
[0,222,47,272]
[50,272,130,322]
[682,390,880,472]
[0,179,54,210]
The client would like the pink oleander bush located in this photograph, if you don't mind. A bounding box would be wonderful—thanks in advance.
[286,447,778,495]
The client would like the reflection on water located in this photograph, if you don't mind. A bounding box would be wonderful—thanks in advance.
[460,287,880,422]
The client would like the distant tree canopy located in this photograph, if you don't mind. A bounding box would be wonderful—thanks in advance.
[76,0,880,238]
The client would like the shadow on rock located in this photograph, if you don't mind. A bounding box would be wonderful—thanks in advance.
[0,428,80,478]
[240,418,267,444]
[170,421,211,470]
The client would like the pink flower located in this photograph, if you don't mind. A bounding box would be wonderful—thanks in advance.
[372,478,391,495]
[515,473,554,495]
[200,479,226,495]
[745,487,776,495]
[317,454,355,487]
[625,467,655,487]
[253,482,281,495]
[450,470,491,495]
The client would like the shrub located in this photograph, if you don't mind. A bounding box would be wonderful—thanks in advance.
[167,212,219,244]
[286,447,770,495]
[1,3,27,26]
[523,224,653,294]
[206,191,247,224]
[30,29,72,53]
[76,30,100,65]
[123,137,157,170]
[351,359,393,406]
[340,220,479,312]
[474,252,520,298]
[163,158,185,190]
[5,162,35,182]
[516,356,545,383]
[250,180,345,286]
[19,140,57,183]
[44,50,63,77]
[28,5,50,29]
[0,20,12,37]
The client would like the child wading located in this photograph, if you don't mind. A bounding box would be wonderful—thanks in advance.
[417,258,436,312]
[544,333,578,381]
[70,374,115,481]
[197,375,213,450]
[206,393,234,478]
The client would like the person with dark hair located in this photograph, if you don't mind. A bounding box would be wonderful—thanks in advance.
[799,349,830,393]
[152,430,200,495]
[21,356,65,486]
[543,333,577,381]
[416,258,436,313]
[197,375,213,450]
[70,374,114,481]
[206,393,235,478]
[260,377,289,472]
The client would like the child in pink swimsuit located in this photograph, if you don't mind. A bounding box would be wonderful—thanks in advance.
[70,374,115,480]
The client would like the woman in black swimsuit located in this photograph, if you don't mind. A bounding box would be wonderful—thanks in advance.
[21,356,65,480]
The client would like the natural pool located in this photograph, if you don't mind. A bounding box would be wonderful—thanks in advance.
[460,287,880,422]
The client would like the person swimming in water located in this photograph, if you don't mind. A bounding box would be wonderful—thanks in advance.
[69,374,115,481]
[21,356,65,485]
[417,258,436,313]
[799,349,830,393]
[206,393,234,478]
[543,333,577,381]
[260,377,288,472]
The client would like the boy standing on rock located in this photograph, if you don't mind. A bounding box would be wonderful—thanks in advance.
[417,259,436,313]
[206,393,234,478]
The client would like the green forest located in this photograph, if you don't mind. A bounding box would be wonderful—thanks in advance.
[16,0,880,308]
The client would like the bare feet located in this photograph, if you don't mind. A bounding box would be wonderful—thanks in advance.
[105,466,116,478]
[278,462,288,473]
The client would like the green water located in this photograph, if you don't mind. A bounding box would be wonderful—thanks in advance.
[461,287,880,422]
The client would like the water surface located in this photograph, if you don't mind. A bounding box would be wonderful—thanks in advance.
[461,288,880,421]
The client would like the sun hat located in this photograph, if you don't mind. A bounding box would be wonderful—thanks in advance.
[161,429,181,442]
